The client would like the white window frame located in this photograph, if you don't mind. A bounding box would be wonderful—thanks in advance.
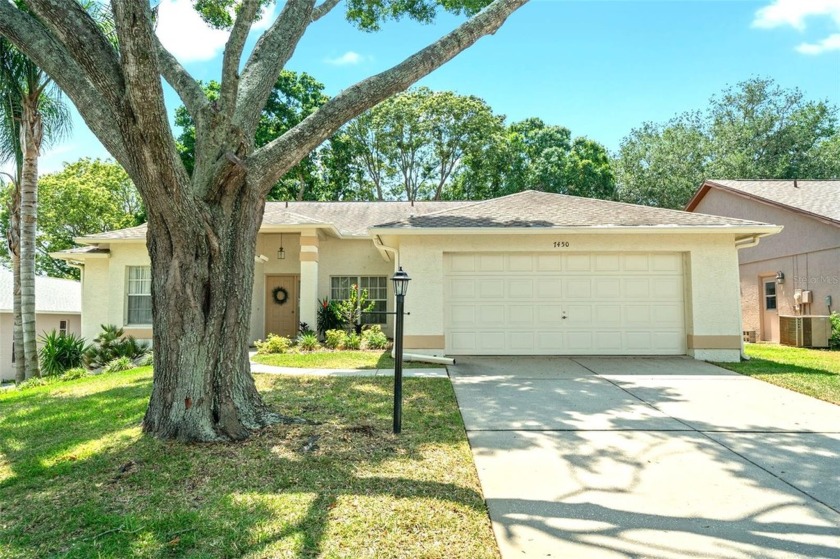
[59,320,68,335]
[330,275,388,325]
[126,266,153,325]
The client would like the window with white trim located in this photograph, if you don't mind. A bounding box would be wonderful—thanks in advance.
[330,276,388,325]
[127,266,153,325]
[59,320,68,335]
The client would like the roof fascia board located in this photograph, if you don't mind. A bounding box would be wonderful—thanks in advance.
[369,225,783,236]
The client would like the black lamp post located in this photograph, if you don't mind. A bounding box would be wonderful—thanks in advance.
[391,267,411,434]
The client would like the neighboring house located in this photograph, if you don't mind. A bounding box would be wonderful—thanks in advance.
[55,190,779,363]
[0,268,82,381]
[686,180,839,343]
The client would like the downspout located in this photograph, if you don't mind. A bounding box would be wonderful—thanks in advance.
[735,235,761,360]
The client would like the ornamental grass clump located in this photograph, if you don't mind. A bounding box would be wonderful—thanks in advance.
[297,332,320,352]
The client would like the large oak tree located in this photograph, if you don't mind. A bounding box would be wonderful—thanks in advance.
[0,0,528,441]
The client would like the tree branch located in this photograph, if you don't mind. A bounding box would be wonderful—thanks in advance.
[312,0,342,22]
[235,0,317,136]
[110,1,189,199]
[250,0,530,193]
[24,0,124,107]
[0,2,129,166]
[220,0,262,114]
[154,35,209,122]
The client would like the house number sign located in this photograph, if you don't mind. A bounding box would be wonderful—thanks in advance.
[553,241,570,248]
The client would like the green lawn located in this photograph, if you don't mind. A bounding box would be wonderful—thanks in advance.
[716,344,840,405]
[252,349,441,369]
[0,368,497,559]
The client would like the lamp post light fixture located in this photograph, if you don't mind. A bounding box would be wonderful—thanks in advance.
[277,234,286,260]
[391,267,411,434]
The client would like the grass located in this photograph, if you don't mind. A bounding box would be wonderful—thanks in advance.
[0,368,497,559]
[716,344,840,405]
[252,350,441,369]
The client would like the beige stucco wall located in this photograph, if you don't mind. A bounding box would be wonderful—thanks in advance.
[88,233,395,345]
[693,189,839,337]
[1,312,82,381]
[387,232,744,361]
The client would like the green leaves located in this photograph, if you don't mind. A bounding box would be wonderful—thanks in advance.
[615,77,839,209]
[346,0,493,32]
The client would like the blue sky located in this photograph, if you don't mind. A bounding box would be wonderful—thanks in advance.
[28,0,840,175]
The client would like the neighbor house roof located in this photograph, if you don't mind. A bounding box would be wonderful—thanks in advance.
[685,180,840,227]
[372,190,772,230]
[0,268,81,314]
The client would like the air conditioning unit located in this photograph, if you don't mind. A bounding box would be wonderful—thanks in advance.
[779,316,831,348]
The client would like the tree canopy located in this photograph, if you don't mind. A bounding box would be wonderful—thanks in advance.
[615,77,839,209]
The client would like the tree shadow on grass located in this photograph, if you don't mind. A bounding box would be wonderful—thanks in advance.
[0,375,495,558]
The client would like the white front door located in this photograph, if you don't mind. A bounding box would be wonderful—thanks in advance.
[443,252,686,355]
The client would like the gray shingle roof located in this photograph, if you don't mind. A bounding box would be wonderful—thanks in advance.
[76,190,770,243]
[373,190,769,229]
[0,268,81,313]
[699,180,840,224]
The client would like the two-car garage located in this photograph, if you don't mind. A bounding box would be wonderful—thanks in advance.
[443,252,686,355]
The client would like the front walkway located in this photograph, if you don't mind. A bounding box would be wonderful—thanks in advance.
[450,356,840,559]
[249,355,448,378]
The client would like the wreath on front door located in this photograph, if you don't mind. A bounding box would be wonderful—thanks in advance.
[272,286,289,305]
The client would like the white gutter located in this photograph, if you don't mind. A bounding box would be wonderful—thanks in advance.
[369,224,784,236]
[372,234,399,263]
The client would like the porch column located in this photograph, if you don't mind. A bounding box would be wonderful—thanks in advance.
[299,232,319,331]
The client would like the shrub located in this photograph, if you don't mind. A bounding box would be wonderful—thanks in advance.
[362,325,388,350]
[139,352,154,367]
[345,332,361,350]
[317,298,346,335]
[255,333,292,355]
[17,376,57,390]
[324,329,348,350]
[39,331,88,376]
[84,324,149,368]
[297,332,320,351]
[299,322,315,337]
[830,312,840,349]
[60,367,89,381]
[105,356,135,373]
[335,286,375,330]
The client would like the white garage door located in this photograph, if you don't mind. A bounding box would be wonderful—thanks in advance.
[444,252,686,355]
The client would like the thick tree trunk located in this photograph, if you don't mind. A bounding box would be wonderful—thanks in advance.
[141,182,287,441]
[19,103,40,379]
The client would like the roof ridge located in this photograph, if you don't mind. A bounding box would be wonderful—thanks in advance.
[373,190,540,223]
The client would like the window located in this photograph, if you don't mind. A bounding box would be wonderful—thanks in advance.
[127,266,153,324]
[331,276,388,325]
[764,281,777,310]
[59,320,68,335]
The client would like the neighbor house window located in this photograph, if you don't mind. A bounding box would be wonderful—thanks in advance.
[59,320,68,335]
[330,276,388,325]
[127,266,153,324]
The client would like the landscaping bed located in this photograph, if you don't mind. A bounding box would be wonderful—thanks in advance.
[251,349,441,370]
[0,368,496,558]
[716,344,840,405]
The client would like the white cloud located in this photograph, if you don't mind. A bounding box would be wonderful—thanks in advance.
[324,51,369,66]
[796,32,840,54]
[753,0,840,55]
[753,0,840,30]
[155,0,276,63]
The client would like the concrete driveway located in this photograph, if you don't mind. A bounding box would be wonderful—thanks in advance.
[450,356,840,559]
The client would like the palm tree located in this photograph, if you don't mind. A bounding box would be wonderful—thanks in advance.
[0,37,71,381]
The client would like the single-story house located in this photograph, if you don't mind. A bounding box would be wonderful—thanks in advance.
[1,267,82,381]
[686,180,838,343]
[55,190,780,362]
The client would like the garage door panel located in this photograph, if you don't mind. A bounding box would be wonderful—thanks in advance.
[508,279,534,298]
[444,252,685,355]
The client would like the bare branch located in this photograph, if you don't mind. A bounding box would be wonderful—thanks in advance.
[312,0,342,22]
[154,34,210,121]
[24,0,124,107]
[220,0,262,114]
[250,0,530,193]
[0,2,129,165]
[235,0,317,135]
